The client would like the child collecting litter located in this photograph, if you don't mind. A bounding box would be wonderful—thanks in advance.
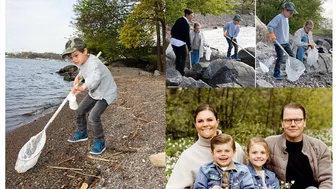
[223,14,242,60]
[61,37,117,155]
[267,2,298,80]
[246,137,280,189]
[193,134,254,189]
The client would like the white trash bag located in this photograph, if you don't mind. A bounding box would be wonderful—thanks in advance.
[286,57,306,81]
[15,129,46,173]
[67,93,78,110]
[205,47,212,61]
[306,48,318,66]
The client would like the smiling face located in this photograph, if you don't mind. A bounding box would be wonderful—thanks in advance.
[194,110,219,139]
[67,49,89,66]
[247,143,269,171]
[212,143,236,167]
[282,108,306,142]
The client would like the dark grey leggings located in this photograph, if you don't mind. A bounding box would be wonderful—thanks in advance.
[76,95,108,143]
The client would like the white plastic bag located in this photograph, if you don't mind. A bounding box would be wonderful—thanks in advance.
[67,93,78,110]
[286,57,306,81]
[205,47,212,61]
[306,48,318,66]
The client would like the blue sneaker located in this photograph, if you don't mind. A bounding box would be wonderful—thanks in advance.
[89,141,106,155]
[233,55,240,61]
[273,72,282,80]
[67,130,88,143]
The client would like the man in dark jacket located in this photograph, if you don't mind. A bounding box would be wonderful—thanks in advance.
[170,8,193,76]
[265,102,332,189]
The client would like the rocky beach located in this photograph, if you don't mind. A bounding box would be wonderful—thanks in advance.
[255,16,333,88]
[6,67,166,188]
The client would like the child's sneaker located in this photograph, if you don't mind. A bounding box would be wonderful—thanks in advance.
[67,130,88,143]
[273,72,282,80]
[232,55,240,61]
[89,141,106,155]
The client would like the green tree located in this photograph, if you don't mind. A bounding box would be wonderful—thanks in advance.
[166,0,235,26]
[120,0,166,71]
[257,0,324,34]
[166,88,332,139]
[72,0,131,62]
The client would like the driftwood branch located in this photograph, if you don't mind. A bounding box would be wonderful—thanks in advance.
[47,166,83,171]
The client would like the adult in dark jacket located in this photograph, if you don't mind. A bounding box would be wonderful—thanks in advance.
[170,8,193,76]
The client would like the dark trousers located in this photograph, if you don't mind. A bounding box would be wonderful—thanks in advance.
[274,43,294,74]
[172,44,187,76]
[226,38,238,57]
[76,95,109,143]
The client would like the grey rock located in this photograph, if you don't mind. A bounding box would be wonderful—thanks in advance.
[166,57,175,70]
[216,83,242,88]
[166,68,182,86]
[316,39,331,50]
[256,80,273,88]
[305,53,332,73]
[206,60,255,87]
[153,70,160,76]
[179,77,211,88]
[202,59,228,80]
[238,47,255,67]
[256,16,274,46]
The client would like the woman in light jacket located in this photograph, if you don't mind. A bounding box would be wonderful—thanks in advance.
[190,23,209,65]
[292,20,318,63]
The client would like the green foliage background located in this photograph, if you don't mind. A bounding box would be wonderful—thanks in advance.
[166,88,332,180]
[166,88,332,141]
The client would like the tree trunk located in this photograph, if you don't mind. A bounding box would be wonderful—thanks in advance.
[156,19,162,71]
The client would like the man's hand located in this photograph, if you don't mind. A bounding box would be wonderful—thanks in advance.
[269,32,276,41]
[223,31,227,37]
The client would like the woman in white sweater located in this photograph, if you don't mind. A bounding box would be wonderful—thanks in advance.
[166,104,246,189]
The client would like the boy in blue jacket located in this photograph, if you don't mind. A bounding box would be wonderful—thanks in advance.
[267,2,298,80]
[194,134,254,189]
[223,14,242,60]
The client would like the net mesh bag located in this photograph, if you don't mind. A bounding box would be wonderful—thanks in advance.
[286,57,306,81]
[15,129,46,173]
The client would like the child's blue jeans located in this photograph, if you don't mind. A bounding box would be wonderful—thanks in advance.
[76,95,108,143]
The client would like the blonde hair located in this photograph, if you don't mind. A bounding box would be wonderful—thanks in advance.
[305,20,314,27]
[247,137,270,156]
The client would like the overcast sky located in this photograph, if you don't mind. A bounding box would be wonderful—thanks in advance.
[4,0,335,54]
[322,0,333,19]
[6,0,77,53]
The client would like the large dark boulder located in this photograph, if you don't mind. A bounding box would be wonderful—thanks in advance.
[238,47,255,68]
[315,39,331,51]
[57,65,78,74]
[208,65,239,87]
